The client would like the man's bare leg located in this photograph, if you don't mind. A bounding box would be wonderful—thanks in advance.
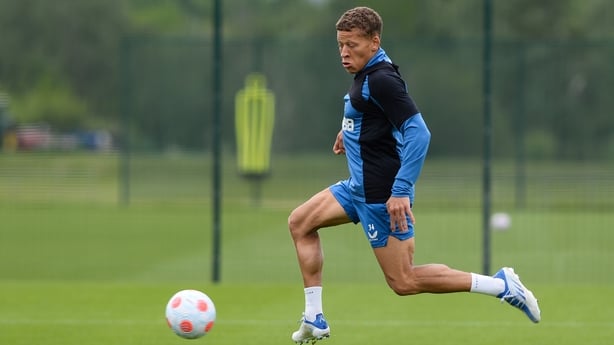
[289,188,351,343]
[289,188,351,287]
[373,237,475,295]
[373,236,540,322]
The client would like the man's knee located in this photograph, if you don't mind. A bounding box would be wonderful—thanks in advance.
[387,279,420,296]
[386,264,453,296]
[288,208,312,239]
[288,209,301,233]
[384,271,421,296]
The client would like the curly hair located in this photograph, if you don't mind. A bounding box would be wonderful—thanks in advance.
[335,6,382,38]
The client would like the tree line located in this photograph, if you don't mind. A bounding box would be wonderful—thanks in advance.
[0,0,613,158]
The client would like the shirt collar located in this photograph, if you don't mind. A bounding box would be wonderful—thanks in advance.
[364,48,392,69]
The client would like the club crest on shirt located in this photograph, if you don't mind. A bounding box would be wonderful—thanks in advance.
[367,223,378,240]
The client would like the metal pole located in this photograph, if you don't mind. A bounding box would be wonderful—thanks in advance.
[515,42,527,210]
[0,92,7,151]
[119,36,132,206]
[482,0,493,276]
[211,0,223,283]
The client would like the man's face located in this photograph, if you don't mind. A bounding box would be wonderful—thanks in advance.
[337,28,380,74]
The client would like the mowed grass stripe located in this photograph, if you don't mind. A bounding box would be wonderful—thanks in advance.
[1,318,613,328]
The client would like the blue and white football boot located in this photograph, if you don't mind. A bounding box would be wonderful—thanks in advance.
[291,313,330,344]
[494,267,541,323]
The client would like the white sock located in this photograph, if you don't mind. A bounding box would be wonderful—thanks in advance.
[304,286,323,320]
[470,273,506,297]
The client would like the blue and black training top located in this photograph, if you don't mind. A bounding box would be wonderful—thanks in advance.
[341,48,430,204]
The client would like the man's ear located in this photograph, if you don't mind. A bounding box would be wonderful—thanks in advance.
[371,35,381,52]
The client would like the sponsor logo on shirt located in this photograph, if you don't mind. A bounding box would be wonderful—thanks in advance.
[342,117,354,132]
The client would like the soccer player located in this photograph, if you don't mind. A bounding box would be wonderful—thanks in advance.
[289,6,540,344]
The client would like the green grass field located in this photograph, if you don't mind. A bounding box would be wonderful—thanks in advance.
[0,153,613,344]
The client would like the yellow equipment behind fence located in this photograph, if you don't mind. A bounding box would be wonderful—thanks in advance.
[234,73,275,178]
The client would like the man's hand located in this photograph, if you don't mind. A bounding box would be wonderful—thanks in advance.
[333,130,345,155]
[386,196,414,232]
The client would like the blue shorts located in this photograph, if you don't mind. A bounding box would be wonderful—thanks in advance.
[330,180,415,248]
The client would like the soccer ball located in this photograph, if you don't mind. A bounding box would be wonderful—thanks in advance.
[490,212,512,231]
[165,289,216,339]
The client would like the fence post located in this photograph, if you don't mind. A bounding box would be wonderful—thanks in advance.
[212,0,223,284]
[0,92,7,151]
[482,0,493,276]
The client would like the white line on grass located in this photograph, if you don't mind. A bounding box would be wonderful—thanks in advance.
[0,319,611,328]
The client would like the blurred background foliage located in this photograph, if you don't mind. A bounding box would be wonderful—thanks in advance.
[0,0,613,159]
